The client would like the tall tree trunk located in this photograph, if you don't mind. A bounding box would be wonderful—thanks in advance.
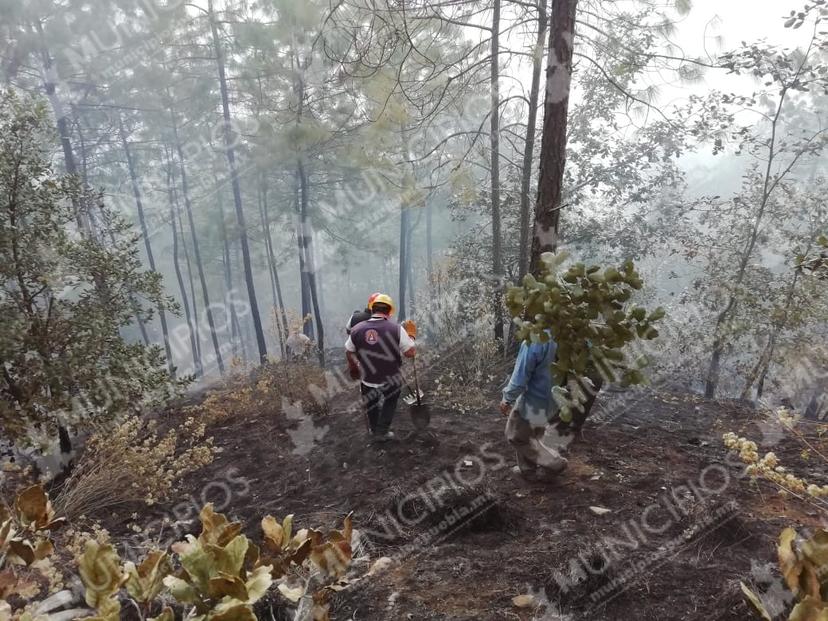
[754,335,776,401]
[235,244,251,362]
[176,197,203,367]
[76,107,146,341]
[529,0,578,274]
[118,115,175,376]
[259,181,287,358]
[208,0,268,365]
[293,173,314,339]
[407,217,415,316]
[212,165,242,360]
[398,206,410,321]
[169,108,224,375]
[426,201,434,287]
[290,46,316,343]
[519,0,548,280]
[265,194,290,354]
[297,160,325,366]
[490,0,504,341]
[166,156,203,377]
[71,104,102,241]
[313,241,327,327]
[34,22,87,235]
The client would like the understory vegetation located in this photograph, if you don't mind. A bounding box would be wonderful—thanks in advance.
[1,486,355,621]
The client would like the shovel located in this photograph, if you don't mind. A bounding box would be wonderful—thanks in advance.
[404,356,430,430]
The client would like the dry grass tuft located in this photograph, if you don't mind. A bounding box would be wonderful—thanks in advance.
[53,416,214,519]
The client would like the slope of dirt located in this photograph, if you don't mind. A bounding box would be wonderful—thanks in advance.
[101,381,826,621]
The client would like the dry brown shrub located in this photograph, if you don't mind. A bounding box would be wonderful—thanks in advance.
[192,361,331,425]
[425,337,506,415]
[53,416,215,519]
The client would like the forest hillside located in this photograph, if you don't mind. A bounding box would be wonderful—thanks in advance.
[0,0,826,620]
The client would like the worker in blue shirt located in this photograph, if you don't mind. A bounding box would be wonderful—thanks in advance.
[499,334,568,479]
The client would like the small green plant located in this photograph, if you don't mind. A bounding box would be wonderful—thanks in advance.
[506,252,664,421]
[71,504,354,621]
[742,527,828,620]
[163,504,273,621]
[1,495,354,621]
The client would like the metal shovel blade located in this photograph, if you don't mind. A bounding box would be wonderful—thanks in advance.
[409,402,431,430]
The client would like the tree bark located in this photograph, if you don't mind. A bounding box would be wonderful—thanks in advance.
[212,165,242,361]
[426,201,434,287]
[490,0,504,341]
[208,0,268,365]
[33,21,88,236]
[407,217,415,316]
[259,180,287,358]
[293,172,314,339]
[398,206,410,321]
[170,108,224,375]
[118,115,175,376]
[166,155,203,377]
[519,0,548,280]
[176,187,203,367]
[297,160,325,366]
[529,0,578,275]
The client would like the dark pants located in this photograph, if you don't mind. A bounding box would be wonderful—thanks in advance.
[361,381,401,434]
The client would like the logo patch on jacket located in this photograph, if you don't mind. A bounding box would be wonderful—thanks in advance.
[365,329,379,345]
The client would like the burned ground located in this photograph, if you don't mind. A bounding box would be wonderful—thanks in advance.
[91,378,825,621]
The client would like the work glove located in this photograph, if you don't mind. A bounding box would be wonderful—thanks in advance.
[402,319,417,339]
[347,363,361,381]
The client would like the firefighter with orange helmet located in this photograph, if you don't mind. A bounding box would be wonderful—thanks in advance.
[345,294,417,441]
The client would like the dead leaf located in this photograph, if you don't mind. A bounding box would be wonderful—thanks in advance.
[512,594,536,608]
[277,582,305,603]
[367,557,392,576]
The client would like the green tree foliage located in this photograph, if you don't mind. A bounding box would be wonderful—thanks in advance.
[506,252,663,420]
[0,90,185,444]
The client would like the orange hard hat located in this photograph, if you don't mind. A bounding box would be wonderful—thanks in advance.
[369,293,395,316]
[367,292,382,307]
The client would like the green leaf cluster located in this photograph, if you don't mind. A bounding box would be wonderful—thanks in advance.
[506,252,664,416]
[162,505,273,621]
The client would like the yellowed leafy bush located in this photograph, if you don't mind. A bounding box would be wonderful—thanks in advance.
[2,484,355,621]
[742,527,828,621]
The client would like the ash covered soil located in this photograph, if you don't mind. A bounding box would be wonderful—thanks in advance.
[102,376,826,621]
